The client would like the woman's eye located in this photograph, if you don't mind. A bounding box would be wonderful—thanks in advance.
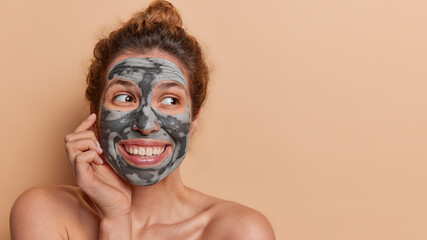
[161,97,179,105]
[113,94,135,103]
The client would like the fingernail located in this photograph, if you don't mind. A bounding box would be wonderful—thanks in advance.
[99,157,104,164]
[96,141,102,151]
[88,113,95,120]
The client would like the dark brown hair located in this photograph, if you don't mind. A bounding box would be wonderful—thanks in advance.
[85,0,209,119]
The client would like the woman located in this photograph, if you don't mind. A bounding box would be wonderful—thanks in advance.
[10,1,275,239]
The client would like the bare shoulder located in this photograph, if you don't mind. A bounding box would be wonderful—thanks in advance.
[10,185,97,239]
[202,199,276,240]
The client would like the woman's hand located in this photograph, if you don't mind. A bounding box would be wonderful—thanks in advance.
[65,113,132,239]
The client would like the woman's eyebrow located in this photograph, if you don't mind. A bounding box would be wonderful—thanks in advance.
[155,81,185,90]
[106,79,136,90]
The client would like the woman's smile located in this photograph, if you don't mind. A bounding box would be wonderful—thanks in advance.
[118,139,173,168]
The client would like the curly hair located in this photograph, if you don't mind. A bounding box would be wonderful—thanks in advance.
[85,0,209,119]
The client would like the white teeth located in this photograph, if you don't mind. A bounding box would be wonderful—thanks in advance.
[126,146,166,156]
[138,147,145,156]
[146,148,153,156]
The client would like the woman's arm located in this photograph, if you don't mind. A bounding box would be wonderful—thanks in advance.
[10,187,71,240]
[64,113,132,239]
[99,216,132,240]
[10,114,133,240]
[203,202,276,240]
[10,185,133,240]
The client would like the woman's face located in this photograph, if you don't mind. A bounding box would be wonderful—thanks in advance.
[98,52,192,186]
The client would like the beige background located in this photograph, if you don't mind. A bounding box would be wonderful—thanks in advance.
[1,0,427,239]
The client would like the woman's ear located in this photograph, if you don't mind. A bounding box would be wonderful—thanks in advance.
[190,110,201,135]
[90,106,101,141]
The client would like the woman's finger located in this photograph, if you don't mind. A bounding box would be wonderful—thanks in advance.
[64,130,100,148]
[74,113,97,133]
[73,151,109,196]
[74,151,104,176]
[65,138,103,165]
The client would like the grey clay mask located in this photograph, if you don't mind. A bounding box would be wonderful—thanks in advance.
[99,57,191,186]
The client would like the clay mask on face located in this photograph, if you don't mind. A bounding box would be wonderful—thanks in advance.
[100,57,191,186]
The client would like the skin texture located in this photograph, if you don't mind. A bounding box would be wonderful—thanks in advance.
[10,185,276,240]
[9,51,276,240]
[100,58,191,185]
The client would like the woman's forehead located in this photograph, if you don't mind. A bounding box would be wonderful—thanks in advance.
[107,57,187,87]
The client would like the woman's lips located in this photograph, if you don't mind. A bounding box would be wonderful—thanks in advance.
[117,139,172,168]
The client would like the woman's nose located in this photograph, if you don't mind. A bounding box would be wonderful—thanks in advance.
[132,122,159,135]
[132,106,160,135]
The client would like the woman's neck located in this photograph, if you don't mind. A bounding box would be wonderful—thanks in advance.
[129,168,191,226]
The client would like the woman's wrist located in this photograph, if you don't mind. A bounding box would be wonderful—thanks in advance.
[99,215,132,240]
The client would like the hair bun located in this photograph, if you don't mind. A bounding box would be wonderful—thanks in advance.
[131,0,183,30]
[87,0,209,120]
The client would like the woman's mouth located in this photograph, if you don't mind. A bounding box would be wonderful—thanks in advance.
[125,146,165,157]
[117,139,172,168]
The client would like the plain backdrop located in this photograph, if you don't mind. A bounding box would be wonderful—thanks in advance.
[1,0,427,239]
